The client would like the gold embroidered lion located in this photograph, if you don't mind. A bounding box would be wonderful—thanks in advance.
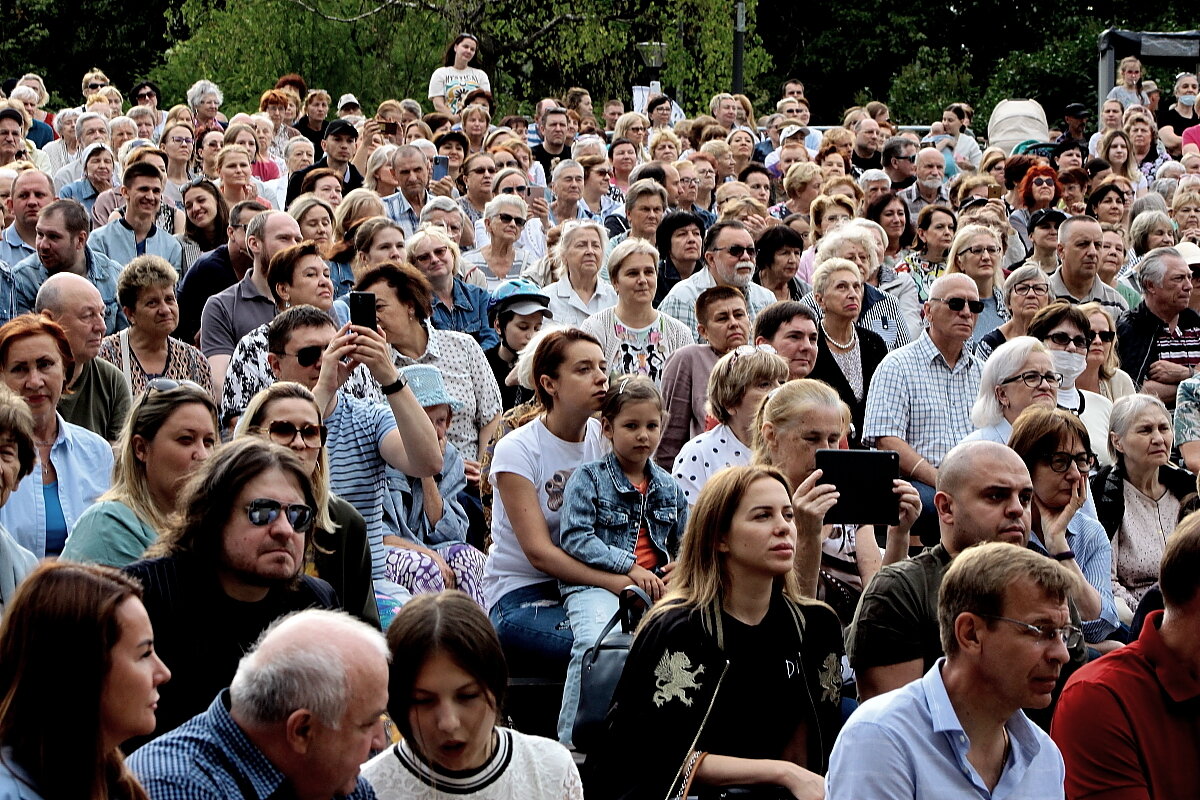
[652,651,705,707]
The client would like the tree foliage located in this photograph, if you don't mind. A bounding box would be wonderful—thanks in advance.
[886,46,976,126]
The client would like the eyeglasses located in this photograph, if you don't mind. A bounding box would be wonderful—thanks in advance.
[469,166,497,175]
[1046,332,1089,349]
[272,344,324,368]
[499,186,530,195]
[1089,330,1116,343]
[964,244,1001,256]
[169,136,195,147]
[1000,370,1064,389]
[496,212,526,227]
[244,498,315,532]
[251,420,328,448]
[136,91,155,100]
[1031,177,1056,187]
[143,377,205,400]
[1012,283,1049,297]
[628,125,646,133]
[1041,450,1097,473]
[730,344,777,362]
[979,615,1083,650]
[711,244,757,258]
[87,82,109,90]
[929,296,985,314]
[413,245,450,265]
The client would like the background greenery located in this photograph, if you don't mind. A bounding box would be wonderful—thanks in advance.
[4,0,1198,128]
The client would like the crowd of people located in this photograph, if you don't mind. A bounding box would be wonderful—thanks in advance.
[0,41,1194,798]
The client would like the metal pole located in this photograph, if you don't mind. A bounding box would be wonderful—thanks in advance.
[733,1,745,94]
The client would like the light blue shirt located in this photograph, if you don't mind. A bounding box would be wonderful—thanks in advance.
[1028,514,1119,642]
[826,660,1065,799]
[381,189,431,238]
[0,748,45,800]
[0,225,34,270]
[0,414,112,558]
[12,247,128,334]
[88,218,183,272]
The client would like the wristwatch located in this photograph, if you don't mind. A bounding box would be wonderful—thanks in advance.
[380,373,408,395]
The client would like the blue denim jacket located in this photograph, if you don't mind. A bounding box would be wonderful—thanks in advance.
[558,452,688,593]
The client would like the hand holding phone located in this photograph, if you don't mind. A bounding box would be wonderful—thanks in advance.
[432,155,449,181]
[348,291,377,332]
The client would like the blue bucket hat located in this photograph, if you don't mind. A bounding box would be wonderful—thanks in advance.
[399,364,462,411]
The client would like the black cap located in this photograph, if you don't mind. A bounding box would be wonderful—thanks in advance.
[1029,207,1067,230]
[324,118,359,139]
[1063,103,1091,119]
[0,108,23,127]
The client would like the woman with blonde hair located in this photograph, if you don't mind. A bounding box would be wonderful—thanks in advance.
[795,193,855,283]
[587,464,846,800]
[648,128,681,163]
[1099,128,1143,192]
[770,161,822,221]
[333,188,386,240]
[406,224,497,347]
[364,143,399,196]
[945,223,1008,345]
[1076,301,1136,401]
[613,112,651,162]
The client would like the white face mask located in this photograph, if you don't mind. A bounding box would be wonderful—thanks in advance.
[1051,349,1087,387]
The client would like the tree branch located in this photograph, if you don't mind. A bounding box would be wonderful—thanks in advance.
[282,0,443,22]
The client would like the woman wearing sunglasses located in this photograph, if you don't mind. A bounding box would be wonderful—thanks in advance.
[63,379,217,567]
[125,437,338,743]
[462,193,537,291]
[1007,165,1062,253]
[1076,302,1136,401]
[457,152,496,227]
[235,381,379,626]
[1008,405,1120,647]
[945,224,1009,348]
[406,226,497,349]
[963,336,1060,445]
[1028,302,1116,467]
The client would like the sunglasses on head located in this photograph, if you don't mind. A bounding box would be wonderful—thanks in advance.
[143,377,205,401]
[274,344,324,368]
[252,420,328,448]
[244,498,315,532]
[497,212,527,227]
[929,296,985,313]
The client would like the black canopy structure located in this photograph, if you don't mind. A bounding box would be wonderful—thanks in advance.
[1097,28,1200,111]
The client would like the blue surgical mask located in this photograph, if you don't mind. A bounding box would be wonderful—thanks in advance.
[1181,94,1197,108]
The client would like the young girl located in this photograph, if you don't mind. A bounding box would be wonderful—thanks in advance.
[556,375,689,747]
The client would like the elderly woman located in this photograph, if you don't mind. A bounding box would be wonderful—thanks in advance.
[477,168,549,259]
[41,107,80,175]
[407,224,497,348]
[187,79,226,136]
[974,265,1050,360]
[1127,112,1171,184]
[649,128,681,162]
[849,217,923,338]
[544,220,617,325]
[576,153,619,222]
[458,152,496,225]
[176,177,228,277]
[963,336,1060,444]
[580,237,692,383]
[0,315,112,557]
[1129,209,1176,262]
[754,380,919,622]
[945,224,1009,346]
[463,193,537,290]
[97,256,213,398]
[1093,394,1199,623]
[0,387,37,599]
[62,381,217,566]
[795,194,854,284]
[1028,302,1114,467]
[363,143,398,199]
[808,257,888,447]
[1008,405,1120,644]
[611,178,667,252]
[193,128,224,181]
[549,160,587,224]
[1098,222,1129,288]
[58,142,114,216]
[672,345,788,506]
[1076,301,1136,401]
[1008,165,1063,252]
[806,226,912,351]
[770,162,822,221]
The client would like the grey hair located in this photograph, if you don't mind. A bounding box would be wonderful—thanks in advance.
[74,111,107,142]
[1139,246,1184,288]
[9,86,37,104]
[844,218,887,255]
[399,98,422,117]
[570,134,606,160]
[1003,263,1050,306]
[1151,178,1178,204]
[1130,192,1168,219]
[815,226,881,271]
[365,144,398,191]
[53,107,80,137]
[187,79,223,110]
[971,336,1047,428]
[283,135,311,160]
[411,138,436,159]
[551,158,583,183]
[108,115,136,134]
[483,193,528,220]
[230,609,388,727]
[1157,161,1185,181]
[1179,174,1200,193]
[556,219,608,262]
[857,169,890,188]
[419,194,464,223]
[623,177,668,216]
[127,105,156,123]
[1107,393,1170,462]
[1130,210,1175,255]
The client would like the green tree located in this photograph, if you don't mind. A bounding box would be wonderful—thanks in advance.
[886,46,975,126]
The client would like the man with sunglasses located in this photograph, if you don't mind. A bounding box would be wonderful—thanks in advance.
[1049,215,1128,312]
[1117,246,1200,404]
[882,136,918,191]
[864,273,983,545]
[832,542,1073,798]
[658,220,776,341]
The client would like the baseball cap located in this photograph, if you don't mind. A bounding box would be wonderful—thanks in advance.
[1143,80,1160,95]
[779,124,806,142]
[0,108,24,127]
[1029,208,1068,230]
[1063,103,1091,119]
[337,93,360,110]
[1175,241,1200,266]
[325,119,359,139]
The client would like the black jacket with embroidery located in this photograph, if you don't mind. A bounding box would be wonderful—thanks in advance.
[585,591,844,799]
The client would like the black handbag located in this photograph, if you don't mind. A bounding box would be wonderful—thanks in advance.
[571,584,652,752]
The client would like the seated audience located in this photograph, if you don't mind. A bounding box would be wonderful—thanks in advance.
[1075,301,1136,401]
[963,336,1060,444]
[0,387,37,606]
[975,264,1052,359]
[545,220,617,326]
[752,300,819,380]
[407,224,498,348]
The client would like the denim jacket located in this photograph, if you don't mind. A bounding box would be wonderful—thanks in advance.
[558,452,688,593]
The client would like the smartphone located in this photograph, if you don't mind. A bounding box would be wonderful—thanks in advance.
[348,291,377,332]
[987,184,1003,199]
[815,449,900,526]
[539,185,553,203]
[379,120,398,135]
[432,155,449,181]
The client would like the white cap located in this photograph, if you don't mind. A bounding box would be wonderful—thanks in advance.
[1175,241,1200,266]
[779,124,806,141]
[337,93,360,110]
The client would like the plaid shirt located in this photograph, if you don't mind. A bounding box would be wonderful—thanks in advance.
[658,267,776,342]
[128,690,377,800]
[862,331,981,467]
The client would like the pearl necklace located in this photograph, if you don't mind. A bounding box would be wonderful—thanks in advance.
[821,320,857,350]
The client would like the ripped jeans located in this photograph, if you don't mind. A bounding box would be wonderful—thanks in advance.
[488,580,573,677]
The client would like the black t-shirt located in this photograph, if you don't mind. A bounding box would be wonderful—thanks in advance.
[851,150,882,173]
[1158,105,1200,137]
[531,143,566,180]
[175,244,236,346]
[484,345,534,411]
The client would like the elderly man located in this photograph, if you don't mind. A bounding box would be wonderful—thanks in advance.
[863,273,982,542]
[128,608,387,800]
[830,541,1071,798]
[754,300,818,380]
[52,111,109,192]
[12,199,126,333]
[659,220,776,339]
[1117,246,1200,401]
[899,147,951,218]
[381,145,433,238]
[36,273,130,441]
[88,161,183,271]
[1049,215,1128,312]
[0,169,54,269]
[858,169,892,208]
[122,439,342,745]
[200,210,303,397]
[1052,513,1200,798]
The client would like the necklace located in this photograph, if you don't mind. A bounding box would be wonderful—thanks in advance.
[821,320,857,350]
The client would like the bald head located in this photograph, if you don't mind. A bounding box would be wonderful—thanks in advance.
[935,441,1032,554]
[35,271,99,315]
[36,272,106,361]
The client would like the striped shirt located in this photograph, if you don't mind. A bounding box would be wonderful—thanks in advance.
[863,331,981,467]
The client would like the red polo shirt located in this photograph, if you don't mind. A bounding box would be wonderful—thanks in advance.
[1051,610,1200,799]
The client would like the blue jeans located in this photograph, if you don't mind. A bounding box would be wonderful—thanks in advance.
[488,581,573,676]
[557,587,620,745]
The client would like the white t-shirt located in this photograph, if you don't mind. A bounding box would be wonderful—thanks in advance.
[428,66,491,114]
[483,417,607,608]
